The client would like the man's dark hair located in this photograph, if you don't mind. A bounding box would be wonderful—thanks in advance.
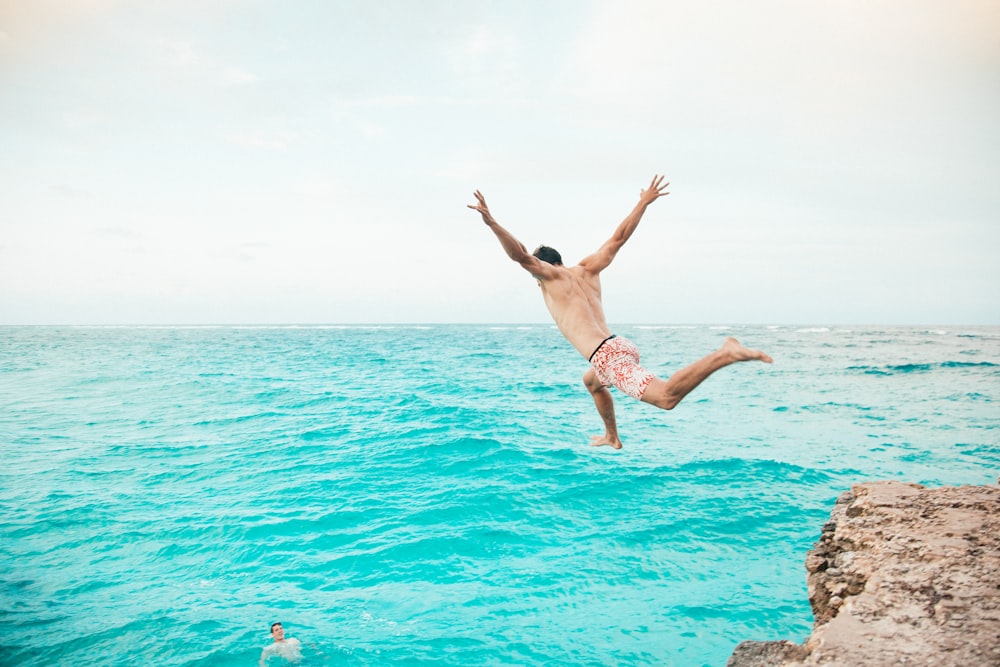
[532,245,562,265]
[271,622,282,632]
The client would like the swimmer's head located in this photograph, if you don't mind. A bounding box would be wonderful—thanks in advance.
[270,622,284,640]
[532,245,562,266]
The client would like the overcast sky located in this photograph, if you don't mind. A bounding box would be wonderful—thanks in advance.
[2,0,998,325]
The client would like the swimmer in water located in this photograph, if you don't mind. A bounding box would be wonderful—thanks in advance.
[259,622,303,666]
[469,175,773,449]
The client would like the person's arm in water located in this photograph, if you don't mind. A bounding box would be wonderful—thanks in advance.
[468,190,560,280]
[579,174,670,274]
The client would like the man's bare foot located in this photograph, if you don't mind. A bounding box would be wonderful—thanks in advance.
[722,337,773,364]
[590,434,623,449]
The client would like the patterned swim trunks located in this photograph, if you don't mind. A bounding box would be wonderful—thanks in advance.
[589,335,654,400]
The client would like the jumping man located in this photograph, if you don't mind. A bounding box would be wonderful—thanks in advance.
[468,175,773,449]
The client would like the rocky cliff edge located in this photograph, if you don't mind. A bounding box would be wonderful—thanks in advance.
[728,480,1000,667]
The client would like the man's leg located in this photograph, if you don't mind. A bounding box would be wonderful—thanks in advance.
[641,337,772,411]
[583,367,623,449]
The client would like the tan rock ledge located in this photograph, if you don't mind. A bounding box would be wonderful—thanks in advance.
[728,480,1000,667]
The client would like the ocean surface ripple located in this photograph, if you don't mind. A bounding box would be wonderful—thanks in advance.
[1,325,997,666]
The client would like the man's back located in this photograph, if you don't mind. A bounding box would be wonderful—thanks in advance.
[537,264,613,359]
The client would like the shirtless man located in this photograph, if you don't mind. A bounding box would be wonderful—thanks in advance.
[259,622,302,666]
[468,175,772,449]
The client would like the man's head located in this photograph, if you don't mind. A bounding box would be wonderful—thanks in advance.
[532,245,562,266]
[270,622,284,641]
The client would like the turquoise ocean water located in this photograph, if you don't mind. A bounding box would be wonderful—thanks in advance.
[1,324,997,666]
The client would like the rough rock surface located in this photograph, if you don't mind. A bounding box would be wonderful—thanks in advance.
[728,481,1000,667]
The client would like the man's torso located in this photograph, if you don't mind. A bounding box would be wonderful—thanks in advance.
[262,638,302,662]
[538,265,613,359]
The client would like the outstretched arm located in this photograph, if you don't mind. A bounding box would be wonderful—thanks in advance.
[468,190,558,280]
[580,175,669,273]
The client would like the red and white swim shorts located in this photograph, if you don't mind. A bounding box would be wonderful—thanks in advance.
[589,335,654,400]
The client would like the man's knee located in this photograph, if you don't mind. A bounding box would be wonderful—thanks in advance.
[658,394,680,410]
[643,392,678,410]
[583,370,604,393]
[641,381,679,410]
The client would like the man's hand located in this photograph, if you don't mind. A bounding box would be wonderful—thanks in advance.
[639,174,670,206]
[467,190,496,225]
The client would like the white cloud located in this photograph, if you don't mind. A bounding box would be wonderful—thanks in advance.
[49,184,91,198]
[222,65,258,85]
[357,121,389,142]
[222,131,296,150]
[292,180,349,199]
[58,110,107,129]
[155,39,199,67]
[461,26,514,60]
[447,23,526,99]
[334,95,421,109]
[154,39,260,89]
[93,226,143,240]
